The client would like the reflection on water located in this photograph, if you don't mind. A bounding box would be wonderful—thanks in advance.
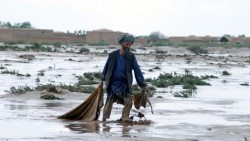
[43,102,64,108]
[8,104,27,110]
[65,121,135,137]
[66,121,100,133]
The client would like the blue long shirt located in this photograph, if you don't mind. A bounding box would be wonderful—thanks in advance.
[102,50,146,98]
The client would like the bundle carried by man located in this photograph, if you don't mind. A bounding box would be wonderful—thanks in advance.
[133,87,153,114]
[58,84,104,121]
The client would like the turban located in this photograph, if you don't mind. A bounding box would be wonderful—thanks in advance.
[117,34,135,44]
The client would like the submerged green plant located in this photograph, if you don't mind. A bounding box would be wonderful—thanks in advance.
[173,89,196,98]
[240,82,249,86]
[1,69,31,77]
[146,71,211,88]
[222,70,231,75]
[7,85,34,94]
[40,94,64,100]
[187,46,208,55]
[38,70,45,76]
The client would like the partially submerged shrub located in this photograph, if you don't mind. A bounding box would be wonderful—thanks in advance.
[222,70,231,75]
[68,58,75,61]
[187,46,208,55]
[146,71,211,88]
[19,54,35,60]
[46,85,59,93]
[25,43,53,52]
[75,72,101,85]
[0,66,5,69]
[173,89,196,98]
[183,84,197,90]
[132,84,141,92]
[35,77,40,83]
[7,85,34,94]
[40,94,64,100]
[240,82,249,86]
[201,75,218,79]
[80,86,96,93]
[77,79,97,85]
[153,66,161,70]
[38,70,45,76]
[1,69,31,77]
[78,48,90,53]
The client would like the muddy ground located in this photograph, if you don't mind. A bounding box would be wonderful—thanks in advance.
[0,46,250,141]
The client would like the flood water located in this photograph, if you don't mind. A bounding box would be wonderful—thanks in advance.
[0,46,250,141]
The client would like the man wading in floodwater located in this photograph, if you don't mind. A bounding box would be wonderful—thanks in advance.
[100,33,147,122]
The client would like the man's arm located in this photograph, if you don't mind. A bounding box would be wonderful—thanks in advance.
[101,55,110,82]
[132,54,147,88]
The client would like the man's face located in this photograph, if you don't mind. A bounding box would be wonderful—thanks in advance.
[122,42,132,50]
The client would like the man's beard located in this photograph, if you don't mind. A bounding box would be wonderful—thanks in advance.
[123,47,130,58]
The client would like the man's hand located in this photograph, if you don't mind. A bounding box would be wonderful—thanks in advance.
[141,86,151,97]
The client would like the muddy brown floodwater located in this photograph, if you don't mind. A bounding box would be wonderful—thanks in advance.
[0,46,250,141]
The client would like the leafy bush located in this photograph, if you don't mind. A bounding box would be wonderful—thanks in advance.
[78,48,90,53]
[187,46,208,55]
[8,85,34,94]
[40,94,64,100]
[174,89,196,98]
[38,70,45,76]
[146,71,211,88]
[1,69,31,77]
[240,82,249,86]
[222,70,231,75]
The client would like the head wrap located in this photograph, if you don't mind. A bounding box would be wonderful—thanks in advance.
[117,33,135,44]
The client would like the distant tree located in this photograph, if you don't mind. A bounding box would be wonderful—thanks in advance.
[220,36,229,42]
[74,30,86,35]
[149,31,166,42]
[0,21,33,29]
[223,34,234,38]
[20,21,32,28]
[238,34,246,37]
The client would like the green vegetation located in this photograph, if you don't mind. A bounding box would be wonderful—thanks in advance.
[221,70,231,75]
[240,82,249,86]
[156,96,163,98]
[38,70,45,76]
[1,69,31,77]
[40,94,64,100]
[173,89,196,98]
[153,66,161,70]
[132,84,141,92]
[83,72,101,80]
[150,41,169,46]
[187,46,208,54]
[0,63,6,69]
[0,43,55,52]
[169,41,250,48]
[59,84,96,93]
[7,85,34,94]
[26,43,53,52]
[0,21,33,29]
[35,77,40,83]
[103,50,108,54]
[0,44,23,51]
[78,47,90,53]
[145,70,211,89]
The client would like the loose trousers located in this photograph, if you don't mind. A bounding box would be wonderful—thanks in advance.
[103,94,132,121]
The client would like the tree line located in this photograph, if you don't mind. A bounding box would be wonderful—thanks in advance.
[0,21,33,29]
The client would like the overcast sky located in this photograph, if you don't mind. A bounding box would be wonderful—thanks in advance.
[0,0,249,37]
